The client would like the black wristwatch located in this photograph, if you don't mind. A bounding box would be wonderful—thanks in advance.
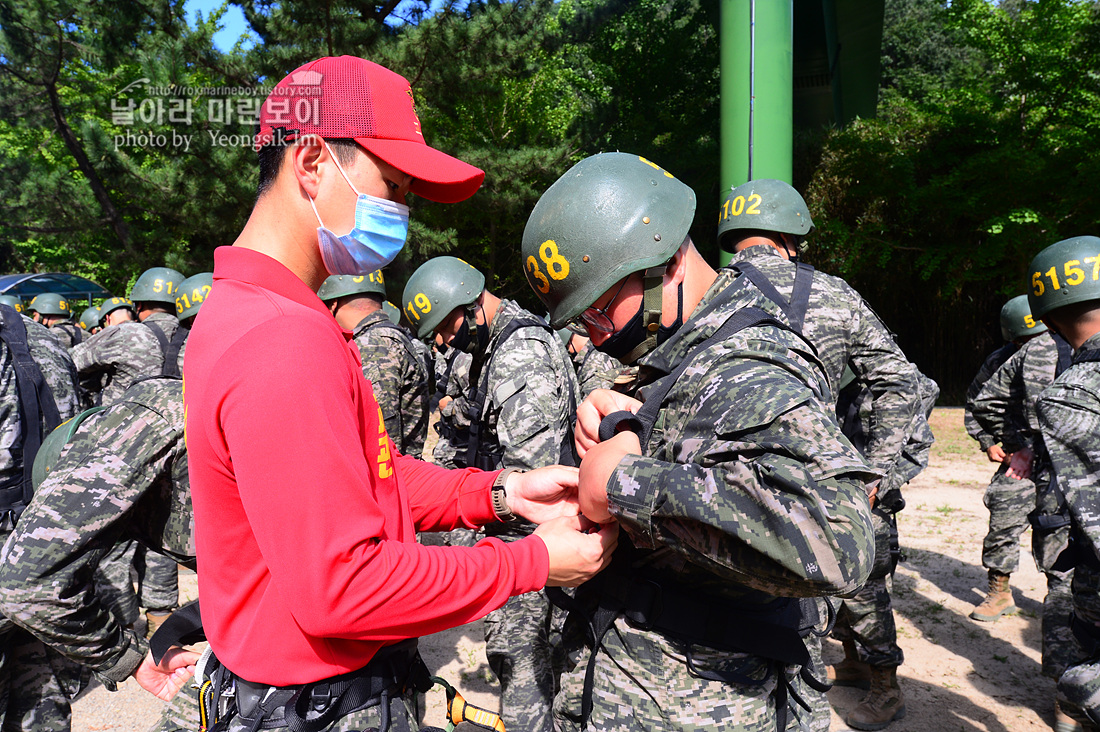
[491,468,522,522]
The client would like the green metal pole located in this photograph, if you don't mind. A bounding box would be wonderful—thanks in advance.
[719,0,793,265]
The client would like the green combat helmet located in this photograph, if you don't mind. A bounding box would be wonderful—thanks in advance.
[316,270,387,303]
[1028,236,1100,319]
[0,295,24,313]
[402,256,485,339]
[28,293,72,318]
[1000,294,1047,341]
[99,296,135,322]
[176,272,213,322]
[716,179,814,252]
[32,407,107,490]
[130,266,184,306]
[522,152,694,361]
[381,301,401,324]
[77,305,102,331]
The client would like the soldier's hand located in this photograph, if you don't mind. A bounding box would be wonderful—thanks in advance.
[575,389,643,458]
[1006,446,1034,480]
[507,466,581,524]
[133,647,199,701]
[536,514,619,587]
[987,445,1007,463]
[578,430,641,524]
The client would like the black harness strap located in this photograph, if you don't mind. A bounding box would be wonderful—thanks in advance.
[0,305,62,528]
[1055,333,1074,376]
[728,260,816,336]
[1072,343,1100,366]
[162,325,189,379]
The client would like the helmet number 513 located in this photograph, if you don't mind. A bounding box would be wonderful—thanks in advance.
[526,240,570,294]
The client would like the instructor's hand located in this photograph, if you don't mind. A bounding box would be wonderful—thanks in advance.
[134,647,198,701]
[536,515,618,587]
[1006,446,1034,480]
[507,466,580,524]
[575,389,643,458]
[987,445,1007,464]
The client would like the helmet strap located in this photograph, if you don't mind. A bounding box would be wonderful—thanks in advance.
[621,266,666,364]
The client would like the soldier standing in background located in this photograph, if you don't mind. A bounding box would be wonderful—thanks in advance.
[1027,236,1100,729]
[404,255,581,732]
[72,296,160,405]
[28,294,84,350]
[319,271,431,458]
[718,178,924,731]
[523,153,876,732]
[0,303,82,731]
[558,330,622,399]
[966,295,1052,623]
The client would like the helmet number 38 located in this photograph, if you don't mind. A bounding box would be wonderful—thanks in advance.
[526,240,571,294]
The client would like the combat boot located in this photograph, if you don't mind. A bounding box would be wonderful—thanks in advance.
[846,665,906,731]
[970,570,1016,622]
[144,610,172,640]
[1054,700,1085,732]
[827,639,871,689]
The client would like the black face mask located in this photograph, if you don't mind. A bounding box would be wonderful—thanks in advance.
[448,306,489,354]
[595,284,684,363]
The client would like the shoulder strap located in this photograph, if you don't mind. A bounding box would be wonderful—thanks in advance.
[1073,345,1100,365]
[0,306,62,519]
[1054,333,1075,376]
[788,262,816,333]
[162,325,189,378]
[63,323,83,346]
[729,262,794,325]
[600,306,790,452]
[143,320,171,356]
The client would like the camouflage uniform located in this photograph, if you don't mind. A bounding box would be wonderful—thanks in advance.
[729,245,923,730]
[46,322,84,351]
[0,377,198,732]
[71,321,163,405]
[554,268,877,732]
[431,348,472,471]
[972,330,1077,677]
[468,299,580,732]
[569,339,621,399]
[350,311,431,458]
[0,315,81,732]
[1036,333,1100,724]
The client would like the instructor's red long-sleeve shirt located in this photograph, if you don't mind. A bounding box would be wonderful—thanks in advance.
[184,247,549,685]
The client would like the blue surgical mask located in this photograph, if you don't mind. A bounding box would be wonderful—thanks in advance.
[309,143,410,276]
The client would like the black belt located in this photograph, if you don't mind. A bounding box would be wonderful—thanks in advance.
[231,639,432,732]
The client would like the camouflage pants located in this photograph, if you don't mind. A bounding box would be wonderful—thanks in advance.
[484,589,555,732]
[554,616,808,732]
[0,624,88,732]
[1044,568,1078,680]
[790,628,829,732]
[981,466,1034,575]
[1055,563,1100,725]
[832,511,903,669]
[149,681,200,732]
[133,546,179,612]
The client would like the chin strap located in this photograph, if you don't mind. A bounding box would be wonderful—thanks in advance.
[621,266,666,364]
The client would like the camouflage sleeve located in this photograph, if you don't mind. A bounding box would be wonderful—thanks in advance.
[607,358,876,597]
[0,402,178,688]
[971,347,1030,452]
[359,329,430,458]
[486,333,579,471]
[965,349,1010,450]
[844,296,922,475]
[24,317,80,422]
[575,342,621,399]
[1020,334,1059,435]
[1037,375,1100,625]
[71,324,119,376]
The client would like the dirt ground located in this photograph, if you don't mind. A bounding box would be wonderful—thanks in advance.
[73,407,1058,731]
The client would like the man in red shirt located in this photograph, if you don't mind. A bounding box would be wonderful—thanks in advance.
[175,56,616,731]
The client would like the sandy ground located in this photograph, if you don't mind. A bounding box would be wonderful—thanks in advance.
[72,407,1058,731]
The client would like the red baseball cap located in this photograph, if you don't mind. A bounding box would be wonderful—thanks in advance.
[256,56,484,204]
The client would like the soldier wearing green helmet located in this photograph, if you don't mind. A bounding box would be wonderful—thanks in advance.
[715,178,926,730]
[29,292,85,350]
[403,255,580,732]
[165,272,214,382]
[317,270,431,458]
[522,153,876,732]
[78,305,102,335]
[0,295,24,314]
[129,267,186,371]
[1026,235,1100,729]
